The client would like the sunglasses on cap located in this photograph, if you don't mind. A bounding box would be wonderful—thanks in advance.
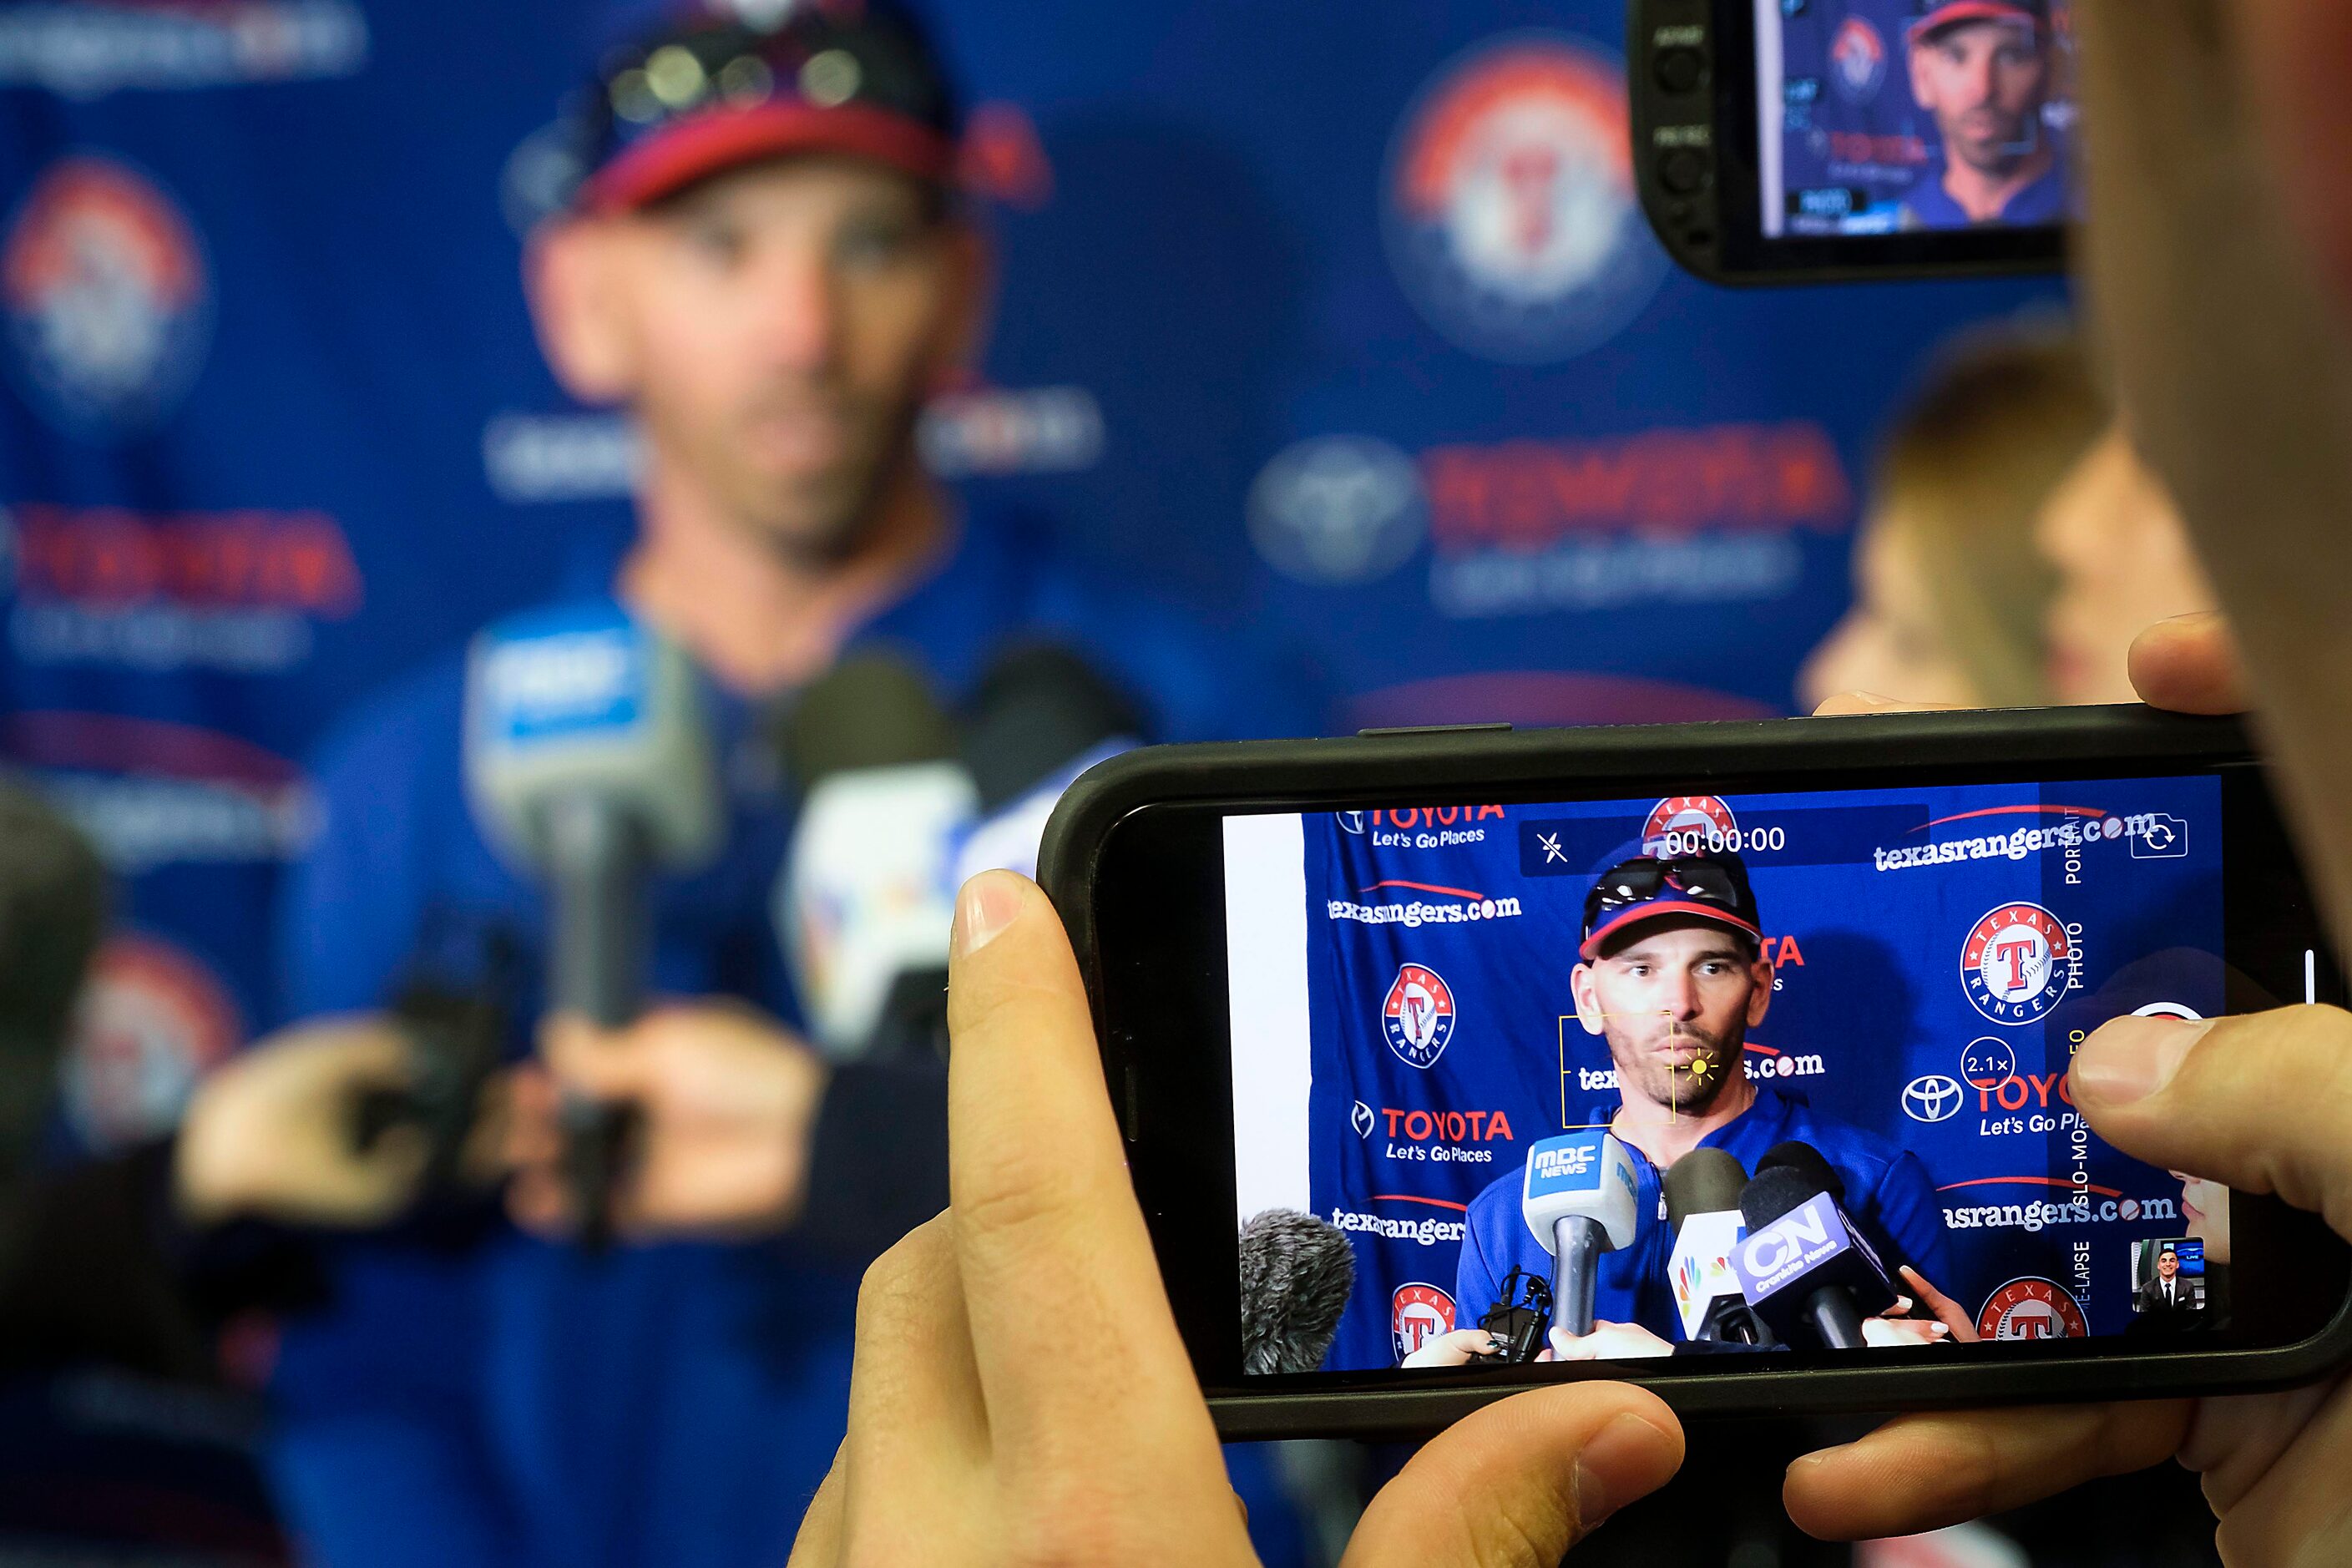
[1581,853,1761,957]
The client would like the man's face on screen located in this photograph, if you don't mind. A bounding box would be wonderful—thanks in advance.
[1573,921,1770,1115]
[549,157,975,562]
[1909,20,2049,175]
[2158,1250,2180,1280]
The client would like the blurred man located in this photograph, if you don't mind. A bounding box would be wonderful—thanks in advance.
[1901,0,2066,228]
[2135,1245,2201,1318]
[266,5,1312,1565]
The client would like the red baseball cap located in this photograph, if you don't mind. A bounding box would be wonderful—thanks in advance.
[572,3,960,215]
[1908,0,2050,45]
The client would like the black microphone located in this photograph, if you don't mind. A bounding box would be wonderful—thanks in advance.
[960,643,1142,816]
[1238,1208,1355,1375]
[1732,1166,1898,1350]
[1663,1149,1763,1344]
[0,781,108,1190]
[1756,1140,1846,1205]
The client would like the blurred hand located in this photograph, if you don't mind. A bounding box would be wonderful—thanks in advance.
[175,1015,428,1227]
[1545,1320,1675,1363]
[508,1003,827,1240]
[790,873,1687,1566]
[1858,1316,1949,1350]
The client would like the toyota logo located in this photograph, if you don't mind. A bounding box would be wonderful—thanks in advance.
[1903,1075,1964,1124]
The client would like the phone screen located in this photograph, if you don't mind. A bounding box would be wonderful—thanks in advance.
[1222,772,2260,1373]
[1753,0,2079,242]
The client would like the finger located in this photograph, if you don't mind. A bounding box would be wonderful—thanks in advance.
[838,1217,986,1555]
[787,1445,846,1567]
[1343,1383,1682,1568]
[2071,1009,2352,1241]
[1811,692,1951,718]
[943,873,1211,1456]
[1899,1266,1980,1343]
[2127,613,2249,715]
[2183,1381,2339,1515]
[1783,1403,2191,1540]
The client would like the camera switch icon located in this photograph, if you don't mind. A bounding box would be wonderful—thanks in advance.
[2131,813,2190,859]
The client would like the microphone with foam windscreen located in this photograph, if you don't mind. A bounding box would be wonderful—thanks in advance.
[1731,1164,1898,1349]
[776,652,976,1061]
[1664,1149,1763,1345]
[1238,1208,1356,1376]
[1520,1130,1640,1338]
[465,603,721,1247]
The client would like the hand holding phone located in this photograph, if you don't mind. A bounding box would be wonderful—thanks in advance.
[789,872,1687,1564]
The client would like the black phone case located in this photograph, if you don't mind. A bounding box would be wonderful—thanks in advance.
[1039,707,2352,1439]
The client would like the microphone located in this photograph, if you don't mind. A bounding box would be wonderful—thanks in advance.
[1237,1207,1355,1375]
[1520,1131,1639,1338]
[0,781,108,1190]
[1756,1140,1846,1205]
[776,653,976,1061]
[1663,1149,1763,1345]
[464,604,721,1246]
[949,644,1141,888]
[1731,1165,1898,1350]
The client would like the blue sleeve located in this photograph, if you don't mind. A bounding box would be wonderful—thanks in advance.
[1453,1200,1505,1340]
[1870,1150,1952,1292]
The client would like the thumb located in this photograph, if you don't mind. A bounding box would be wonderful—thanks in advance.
[2070,1008,2352,1240]
[1341,1384,1682,1568]
[2127,613,2249,715]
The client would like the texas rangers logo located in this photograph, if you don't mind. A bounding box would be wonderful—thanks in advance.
[3,157,210,438]
[1383,963,1457,1070]
[1829,17,1889,104]
[1961,902,2075,1024]
[1392,1282,1458,1362]
[1976,1277,2089,1341]
[1643,796,1737,856]
[62,933,240,1151]
[1382,32,1670,364]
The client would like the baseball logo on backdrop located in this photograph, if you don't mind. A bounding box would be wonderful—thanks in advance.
[62,933,240,1151]
[1976,1277,2090,1341]
[1383,31,1670,364]
[3,156,212,439]
[1828,16,1889,104]
[1391,1282,1456,1361]
[1382,963,1457,1070]
[1960,902,2075,1024]
[1642,795,1737,856]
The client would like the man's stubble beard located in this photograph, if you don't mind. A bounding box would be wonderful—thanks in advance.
[660,382,926,568]
[1610,1020,1744,1114]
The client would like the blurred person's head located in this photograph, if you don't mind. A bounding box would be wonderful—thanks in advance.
[1908,2,2053,179]
[2039,424,2218,704]
[0,780,107,1218]
[2174,1169,2232,1265]
[527,3,983,566]
[1800,324,2102,710]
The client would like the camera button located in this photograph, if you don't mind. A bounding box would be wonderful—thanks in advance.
[1653,47,1707,95]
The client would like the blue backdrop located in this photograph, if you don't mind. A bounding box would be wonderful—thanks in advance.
[1295,779,2223,1372]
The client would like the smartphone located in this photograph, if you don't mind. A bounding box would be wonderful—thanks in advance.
[1039,708,2352,1439]
[1629,0,2075,285]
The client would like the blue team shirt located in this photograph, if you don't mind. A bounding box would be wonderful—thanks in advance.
[267,508,1318,1568]
[1453,1086,1950,1347]
[1900,149,2072,230]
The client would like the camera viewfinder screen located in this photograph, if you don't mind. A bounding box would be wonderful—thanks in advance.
[1223,775,2243,1373]
[1756,0,2079,239]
